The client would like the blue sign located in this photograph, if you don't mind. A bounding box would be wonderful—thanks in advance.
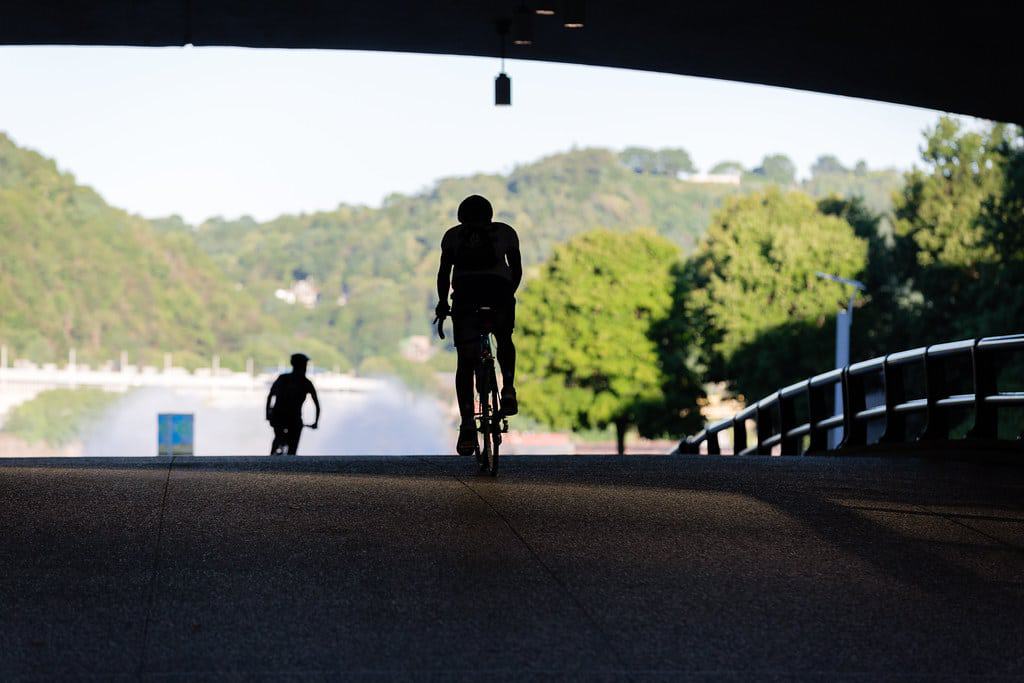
[158,413,194,456]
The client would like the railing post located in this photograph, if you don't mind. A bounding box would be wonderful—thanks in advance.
[733,415,747,454]
[755,395,777,455]
[807,380,829,453]
[969,339,998,439]
[840,367,868,449]
[879,355,906,444]
[779,391,799,455]
[921,347,950,441]
[703,429,718,455]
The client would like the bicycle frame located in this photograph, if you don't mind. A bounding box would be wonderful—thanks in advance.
[471,308,508,475]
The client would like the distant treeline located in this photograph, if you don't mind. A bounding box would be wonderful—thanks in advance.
[2,130,901,384]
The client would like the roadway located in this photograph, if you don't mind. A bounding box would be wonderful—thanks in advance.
[2,454,1023,679]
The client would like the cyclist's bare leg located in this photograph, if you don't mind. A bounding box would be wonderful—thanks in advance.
[286,425,302,455]
[454,343,479,455]
[454,344,476,424]
[494,333,518,415]
[494,333,516,388]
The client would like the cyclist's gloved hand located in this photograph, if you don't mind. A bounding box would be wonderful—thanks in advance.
[435,301,450,319]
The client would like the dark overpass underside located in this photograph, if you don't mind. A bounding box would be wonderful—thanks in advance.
[2,0,1022,123]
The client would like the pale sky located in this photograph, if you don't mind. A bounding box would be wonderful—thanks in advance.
[0,46,956,224]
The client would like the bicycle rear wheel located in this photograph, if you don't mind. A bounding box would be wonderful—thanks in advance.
[484,371,500,476]
[478,421,498,475]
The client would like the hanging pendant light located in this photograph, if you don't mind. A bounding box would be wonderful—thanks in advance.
[495,73,511,106]
[563,0,585,28]
[495,22,511,106]
[512,3,533,45]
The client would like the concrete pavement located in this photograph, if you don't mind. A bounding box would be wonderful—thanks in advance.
[2,455,1023,679]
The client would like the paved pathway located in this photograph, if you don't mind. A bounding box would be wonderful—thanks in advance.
[2,455,1024,679]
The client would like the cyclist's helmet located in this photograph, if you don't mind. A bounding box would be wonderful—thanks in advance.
[457,195,493,225]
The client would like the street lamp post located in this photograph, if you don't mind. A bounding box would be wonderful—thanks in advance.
[816,272,866,448]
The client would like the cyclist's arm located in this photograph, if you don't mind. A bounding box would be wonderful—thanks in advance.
[437,250,453,310]
[309,383,320,427]
[508,236,523,292]
[265,381,277,421]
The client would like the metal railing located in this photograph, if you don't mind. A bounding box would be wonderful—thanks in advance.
[677,334,1024,456]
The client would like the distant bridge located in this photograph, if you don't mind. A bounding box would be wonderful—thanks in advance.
[0,358,383,419]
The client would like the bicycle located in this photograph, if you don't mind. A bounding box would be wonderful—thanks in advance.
[270,422,317,456]
[435,306,509,476]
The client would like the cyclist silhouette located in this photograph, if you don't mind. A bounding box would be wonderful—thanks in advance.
[436,195,522,455]
[266,353,320,455]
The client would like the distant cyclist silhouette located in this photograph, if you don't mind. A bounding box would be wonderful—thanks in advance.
[266,353,320,455]
[435,195,522,455]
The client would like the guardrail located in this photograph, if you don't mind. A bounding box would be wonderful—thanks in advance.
[677,334,1024,455]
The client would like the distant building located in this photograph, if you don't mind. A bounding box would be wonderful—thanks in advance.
[679,171,742,185]
[274,278,320,308]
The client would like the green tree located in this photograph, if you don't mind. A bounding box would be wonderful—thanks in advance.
[620,146,660,174]
[751,154,797,185]
[892,117,1024,341]
[517,230,703,453]
[710,161,745,175]
[818,195,922,358]
[895,116,1012,271]
[811,155,848,176]
[618,147,695,176]
[687,190,868,401]
[657,148,697,176]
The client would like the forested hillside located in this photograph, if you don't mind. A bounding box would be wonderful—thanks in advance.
[192,147,900,367]
[0,133,345,370]
[0,131,901,372]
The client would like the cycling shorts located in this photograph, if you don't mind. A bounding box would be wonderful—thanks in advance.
[452,302,514,347]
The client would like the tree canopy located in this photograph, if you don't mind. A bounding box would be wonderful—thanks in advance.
[710,161,745,175]
[889,116,1024,341]
[516,230,703,453]
[750,154,797,185]
[686,190,868,400]
[811,155,848,176]
[619,147,697,176]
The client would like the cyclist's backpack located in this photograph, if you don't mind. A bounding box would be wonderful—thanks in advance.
[454,224,498,270]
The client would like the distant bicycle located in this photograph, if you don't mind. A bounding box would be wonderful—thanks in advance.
[270,422,317,456]
[435,306,508,476]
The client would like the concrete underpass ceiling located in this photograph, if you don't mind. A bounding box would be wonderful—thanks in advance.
[2,1,1021,124]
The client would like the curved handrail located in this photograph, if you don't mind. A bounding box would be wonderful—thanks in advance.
[676,334,1024,456]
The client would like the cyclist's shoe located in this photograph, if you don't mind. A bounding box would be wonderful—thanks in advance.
[456,424,478,456]
[501,387,518,416]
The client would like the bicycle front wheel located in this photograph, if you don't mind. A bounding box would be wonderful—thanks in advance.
[482,421,499,476]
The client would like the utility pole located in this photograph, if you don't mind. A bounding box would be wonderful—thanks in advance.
[816,273,866,448]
